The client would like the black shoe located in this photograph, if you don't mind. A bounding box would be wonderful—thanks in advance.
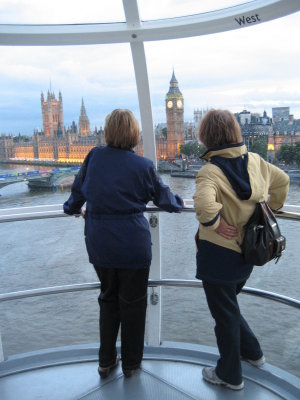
[122,365,140,378]
[98,356,120,378]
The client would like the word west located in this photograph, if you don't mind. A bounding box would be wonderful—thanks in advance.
[235,14,261,25]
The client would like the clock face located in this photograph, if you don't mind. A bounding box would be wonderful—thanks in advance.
[167,100,173,109]
[177,100,183,108]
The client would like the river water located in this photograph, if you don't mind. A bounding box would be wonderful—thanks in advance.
[0,163,299,377]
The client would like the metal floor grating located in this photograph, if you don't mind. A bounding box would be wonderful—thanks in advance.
[79,370,196,400]
[77,360,286,400]
[1,343,300,400]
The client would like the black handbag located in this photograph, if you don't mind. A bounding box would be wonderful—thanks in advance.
[241,201,286,266]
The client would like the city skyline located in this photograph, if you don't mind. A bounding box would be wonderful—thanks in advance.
[1,87,293,138]
[0,2,300,134]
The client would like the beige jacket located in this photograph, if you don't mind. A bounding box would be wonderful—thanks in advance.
[193,144,290,253]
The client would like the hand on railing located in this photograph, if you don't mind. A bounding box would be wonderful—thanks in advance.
[74,208,85,218]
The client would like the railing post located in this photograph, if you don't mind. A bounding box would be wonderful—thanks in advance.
[123,0,162,347]
[147,212,161,346]
[0,331,4,362]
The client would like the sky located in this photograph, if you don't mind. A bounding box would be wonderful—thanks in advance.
[0,1,300,135]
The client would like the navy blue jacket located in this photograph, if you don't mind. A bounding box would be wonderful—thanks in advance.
[64,145,183,268]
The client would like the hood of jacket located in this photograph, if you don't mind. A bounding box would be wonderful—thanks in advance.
[201,142,266,202]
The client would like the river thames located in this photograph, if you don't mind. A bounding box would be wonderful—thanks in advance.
[0,163,299,377]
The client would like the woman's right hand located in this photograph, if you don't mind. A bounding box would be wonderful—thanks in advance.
[74,208,86,218]
[215,217,238,240]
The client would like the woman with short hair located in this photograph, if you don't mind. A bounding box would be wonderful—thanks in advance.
[193,109,289,390]
[64,109,183,378]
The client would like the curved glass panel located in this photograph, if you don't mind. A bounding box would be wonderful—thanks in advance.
[159,176,300,378]
[0,207,299,378]
[161,287,300,378]
[0,0,125,24]
[139,0,254,20]
[145,13,300,124]
[0,44,139,140]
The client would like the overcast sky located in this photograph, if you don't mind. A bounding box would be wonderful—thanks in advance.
[0,1,300,135]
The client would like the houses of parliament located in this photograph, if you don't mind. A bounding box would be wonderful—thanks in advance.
[1,72,300,163]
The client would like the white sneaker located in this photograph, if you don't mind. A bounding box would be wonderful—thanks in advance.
[202,367,244,391]
[245,355,266,368]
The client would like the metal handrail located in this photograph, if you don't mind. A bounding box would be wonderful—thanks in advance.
[1,202,300,223]
[0,279,299,309]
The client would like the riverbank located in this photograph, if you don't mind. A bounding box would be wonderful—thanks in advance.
[0,160,81,168]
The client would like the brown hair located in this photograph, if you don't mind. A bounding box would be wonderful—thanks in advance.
[104,109,141,149]
[198,109,242,149]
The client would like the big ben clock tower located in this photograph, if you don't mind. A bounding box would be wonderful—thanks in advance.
[166,70,184,158]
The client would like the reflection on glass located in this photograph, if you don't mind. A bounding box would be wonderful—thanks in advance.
[145,13,300,123]
[0,0,125,24]
[139,0,252,20]
[0,44,139,136]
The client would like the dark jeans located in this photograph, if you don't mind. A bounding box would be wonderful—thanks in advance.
[203,280,263,385]
[94,266,150,369]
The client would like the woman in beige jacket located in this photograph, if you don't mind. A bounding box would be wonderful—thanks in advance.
[193,109,289,390]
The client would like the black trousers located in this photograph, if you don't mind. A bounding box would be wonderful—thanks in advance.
[94,266,150,369]
[203,280,263,385]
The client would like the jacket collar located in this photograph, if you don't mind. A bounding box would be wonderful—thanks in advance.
[201,142,247,161]
[107,144,134,152]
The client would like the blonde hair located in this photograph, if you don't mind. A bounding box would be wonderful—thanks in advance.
[104,109,141,149]
[199,109,242,149]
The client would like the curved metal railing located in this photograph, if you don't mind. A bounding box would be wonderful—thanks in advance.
[1,202,300,309]
[0,202,300,223]
[0,279,299,309]
[0,203,299,365]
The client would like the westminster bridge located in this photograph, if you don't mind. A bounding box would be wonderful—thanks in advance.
[0,167,79,190]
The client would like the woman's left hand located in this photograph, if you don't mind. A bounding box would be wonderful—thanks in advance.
[215,217,238,240]
[74,208,86,218]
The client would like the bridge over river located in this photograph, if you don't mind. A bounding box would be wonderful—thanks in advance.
[0,167,79,190]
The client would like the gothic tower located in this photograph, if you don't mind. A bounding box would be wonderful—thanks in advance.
[41,90,65,137]
[165,70,184,158]
[78,98,91,137]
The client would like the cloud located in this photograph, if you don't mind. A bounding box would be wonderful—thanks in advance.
[139,0,245,20]
[0,5,300,134]
[0,0,125,24]
[146,12,300,121]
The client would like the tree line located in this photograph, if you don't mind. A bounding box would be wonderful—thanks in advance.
[180,139,300,167]
[180,139,268,160]
[276,142,300,167]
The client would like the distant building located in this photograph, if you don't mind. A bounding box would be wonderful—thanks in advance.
[154,123,167,138]
[78,99,91,137]
[261,110,271,125]
[267,110,300,162]
[0,134,14,160]
[193,108,208,128]
[192,108,209,142]
[239,110,252,125]
[41,91,65,137]
[6,90,102,164]
[184,121,197,141]
[136,71,186,160]
[2,84,300,164]
[272,107,290,123]
[165,70,185,158]
[234,110,272,148]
